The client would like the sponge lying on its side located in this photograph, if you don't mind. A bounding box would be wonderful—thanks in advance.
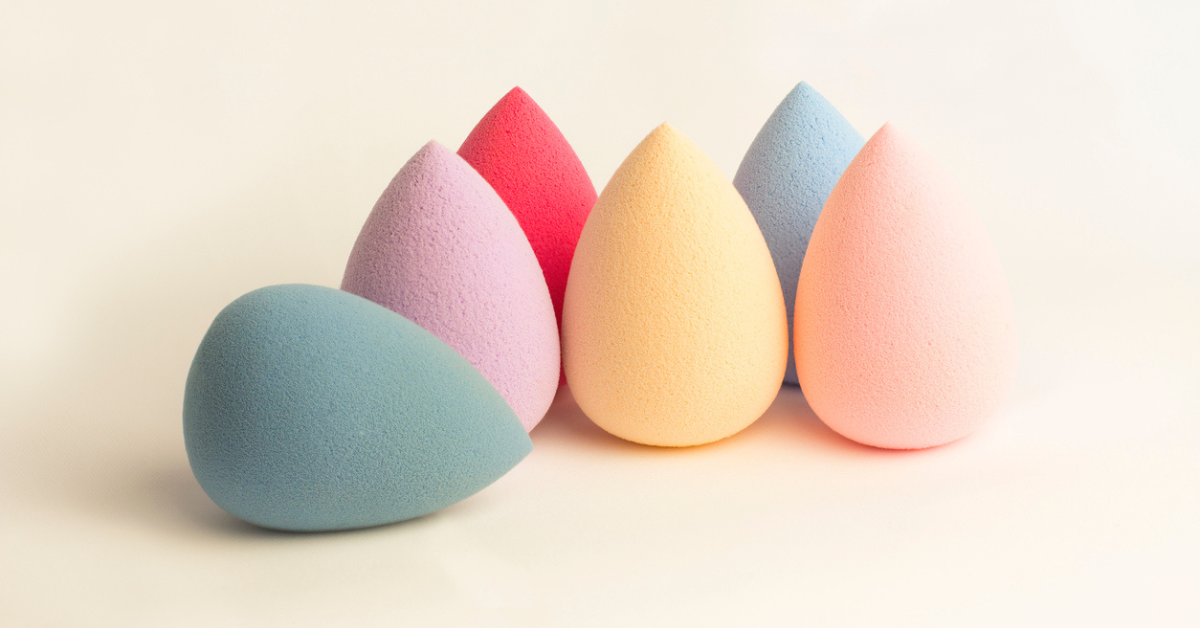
[183,284,533,531]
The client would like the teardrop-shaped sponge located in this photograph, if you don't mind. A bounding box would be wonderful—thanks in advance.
[458,87,598,330]
[563,123,788,447]
[733,82,864,386]
[342,141,559,431]
[183,284,532,532]
[796,124,1017,449]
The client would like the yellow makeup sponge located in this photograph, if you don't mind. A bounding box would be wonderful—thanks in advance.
[563,123,788,447]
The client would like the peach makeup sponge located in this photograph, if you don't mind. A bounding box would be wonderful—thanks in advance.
[563,123,788,447]
[734,82,863,386]
[342,141,559,431]
[795,124,1017,449]
[459,87,598,330]
[183,284,532,531]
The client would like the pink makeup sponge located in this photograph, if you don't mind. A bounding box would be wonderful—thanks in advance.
[563,123,788,447]
[458,87,598,331]
[796,124,1017,449]
[342,141,559,432]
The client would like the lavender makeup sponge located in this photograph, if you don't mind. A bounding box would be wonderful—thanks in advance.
[733,82,864,386]
[796,124,1017,449]
[563,124,788,447]
[458,87,598,331]
[183,284,532,531]
[342,141,559,431]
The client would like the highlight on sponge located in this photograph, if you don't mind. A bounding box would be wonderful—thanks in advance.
[733,82,863,386]
[795,124,1017,450]
[183,284,533,531]
[342,141,559,432]
[563,123,788,447]
[458,86,598,330]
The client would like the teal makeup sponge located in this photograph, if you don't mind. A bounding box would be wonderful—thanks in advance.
[183,284,533,532]
[733,83,863,385]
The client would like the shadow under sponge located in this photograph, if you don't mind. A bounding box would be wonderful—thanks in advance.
[182,284,533,531]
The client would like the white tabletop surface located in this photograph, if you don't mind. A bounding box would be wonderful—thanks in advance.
[3,1,1198,625]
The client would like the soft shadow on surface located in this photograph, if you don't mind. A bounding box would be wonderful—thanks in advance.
[103,461,448,540]
[532,384,786,456]
[737,384,982,457]
[130,461,445,539]
[728,385,890,455]
[532,382,934,457]
[12,402,446,541]
[147,465,265,536]
[529,384,655,454]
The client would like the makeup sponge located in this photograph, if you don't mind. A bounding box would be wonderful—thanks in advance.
[563,123,788,447]
[342,141,559,431]
[795,124,1017,449]
[733,82,864,385]
[183,284,532,531]
[458,87,598,330]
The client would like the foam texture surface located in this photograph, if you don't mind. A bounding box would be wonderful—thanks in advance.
[459,86,597,332]
[733,82,863,385]
[563,123,788,447]
[183,284,533,531]
[342,141,559,431]
[795,124,1017,449]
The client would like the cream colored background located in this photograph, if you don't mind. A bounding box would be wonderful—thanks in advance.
[2,0,1197,625]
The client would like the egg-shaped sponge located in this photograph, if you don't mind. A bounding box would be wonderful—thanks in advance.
[183,284,532,531]
[796,124,1017,449]
[458,86,598,330]
[563,123,788,447]
[342,141,559,431]
[733,82,864,386]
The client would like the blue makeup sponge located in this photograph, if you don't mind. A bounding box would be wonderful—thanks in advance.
[183,284,533,532]
[733,82,864,385]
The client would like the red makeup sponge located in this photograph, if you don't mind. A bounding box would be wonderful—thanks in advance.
[459,87,598,330]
